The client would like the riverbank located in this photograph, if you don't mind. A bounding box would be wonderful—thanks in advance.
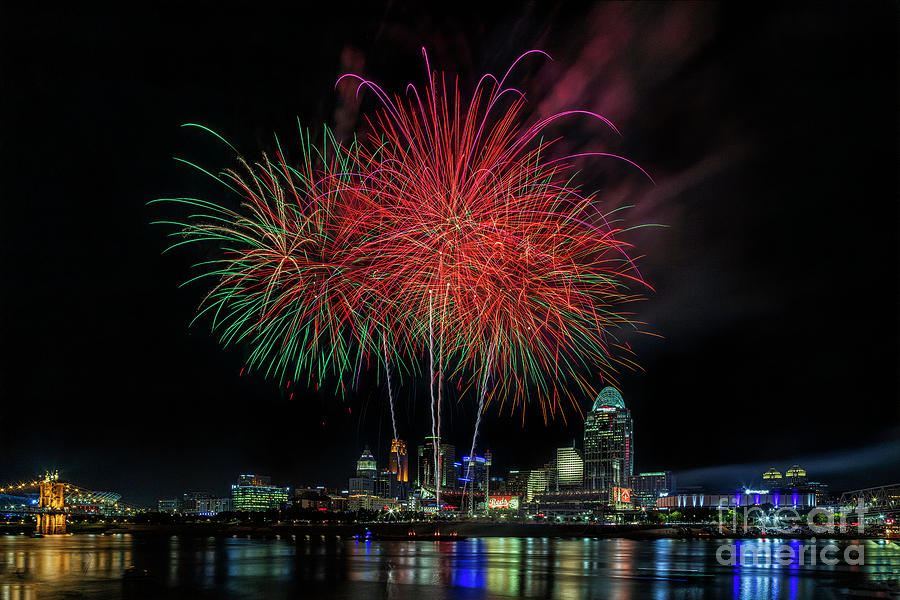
[9,522,886,541]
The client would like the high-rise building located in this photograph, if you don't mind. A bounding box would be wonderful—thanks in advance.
[763,467,783,483]
[526,466,551,502]
[416,438,456,490]
[231,474,289,512]
[631,471,675,509]
[388,439,409,483]
[583,387,633,498]
[555,446,584,490]
[505,470,529,497]
[356,446,377,478]
[785,465,808,487]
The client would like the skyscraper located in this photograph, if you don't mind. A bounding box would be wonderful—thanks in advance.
[356,446,377,478]
[583,387,633,497]
[388,439,409,483]
[631,471,675,509]
[416,437,456,490]
[555,446,584,490]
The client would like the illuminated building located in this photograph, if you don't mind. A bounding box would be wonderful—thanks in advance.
[762,467,783,482]
[349,476,374,494]
[657,489,816,510]
[631,472,675,509]
[388,439,409,482]
[416,438,456,490]
[555,446,584,490]
[504,470,528,497]
[785,465,808,487]
[231,474,289,512]
[350,447,378,494]
[157,498,181,514]
[526,466,551,502]
[356,446,377,478]
[583,387,633,497]
[181,492,231,516]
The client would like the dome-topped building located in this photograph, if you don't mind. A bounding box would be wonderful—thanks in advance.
[584,386,633,498]
[592,386,626,411]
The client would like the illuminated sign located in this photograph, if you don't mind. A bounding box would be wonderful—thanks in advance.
[612,487,631,503]
[744,489,769,495]
[488,495,520,510]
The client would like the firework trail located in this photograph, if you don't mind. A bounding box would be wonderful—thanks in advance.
[157,48,652,516]
[338,48,652,422]
[152,124,377,391]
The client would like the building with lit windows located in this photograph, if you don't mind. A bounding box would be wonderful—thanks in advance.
[785,465,808,487]
[762,467,783,483]
[388,439,409,482]
[181,492,232,516]
[657,489,817,510]
[417,438,456,490]
[526,466,551,502]
[631,471,675,509]
[583,387,633,498]
[231,474,289,512]
[555,446,584,490]
[356,447,377,478]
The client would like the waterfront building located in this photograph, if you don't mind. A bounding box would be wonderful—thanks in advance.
[632,472,675,509]
[231,474,289,512]
[583,387,633,498]
[505,470,529,497]
[180,492,231,516]
[657,489,817,510]
[416,438,456,490]
[157,498,181,514]
[555,446,584,490]
[526,466,551,502]
[388,439,409,482]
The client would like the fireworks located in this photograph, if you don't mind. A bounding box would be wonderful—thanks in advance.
[152,125,374,389]
[339,49,651,417]
[154,49,651,432]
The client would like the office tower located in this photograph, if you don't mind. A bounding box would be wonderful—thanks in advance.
[231,474,289,511]
[416,437,456,490]
[388,439,409,482]
[555,446,584,490]
[583,387,633,497]
[356,446,377,478]
[631,471,675,509]
[762,467,783,484]
[526,465,551,502]
[785,465,808,487]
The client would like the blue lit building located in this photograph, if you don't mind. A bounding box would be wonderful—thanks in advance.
[0,492,38,516]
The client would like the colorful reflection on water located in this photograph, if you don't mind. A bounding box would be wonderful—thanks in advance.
[0,534,897,599]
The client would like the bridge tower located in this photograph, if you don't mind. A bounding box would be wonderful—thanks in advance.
[36,470,66,534]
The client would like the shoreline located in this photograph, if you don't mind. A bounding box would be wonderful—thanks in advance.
[2,522,893,541]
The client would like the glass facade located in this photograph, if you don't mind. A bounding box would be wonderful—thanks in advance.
[583,387,633,497]
[555,447,584,489]
[231,474,288,512]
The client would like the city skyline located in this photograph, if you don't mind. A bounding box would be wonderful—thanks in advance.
[1,2,897,508]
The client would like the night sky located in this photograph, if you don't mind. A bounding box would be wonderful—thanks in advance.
[2,3,898,505]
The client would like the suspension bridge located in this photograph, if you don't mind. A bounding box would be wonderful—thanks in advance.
[0,471,140,534]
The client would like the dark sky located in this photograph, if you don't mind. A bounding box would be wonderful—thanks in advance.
[2,2,898,505]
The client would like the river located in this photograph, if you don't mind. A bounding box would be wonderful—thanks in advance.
[1,534,898,598]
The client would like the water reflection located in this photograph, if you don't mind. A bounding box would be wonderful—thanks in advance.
[0,535,897,599]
